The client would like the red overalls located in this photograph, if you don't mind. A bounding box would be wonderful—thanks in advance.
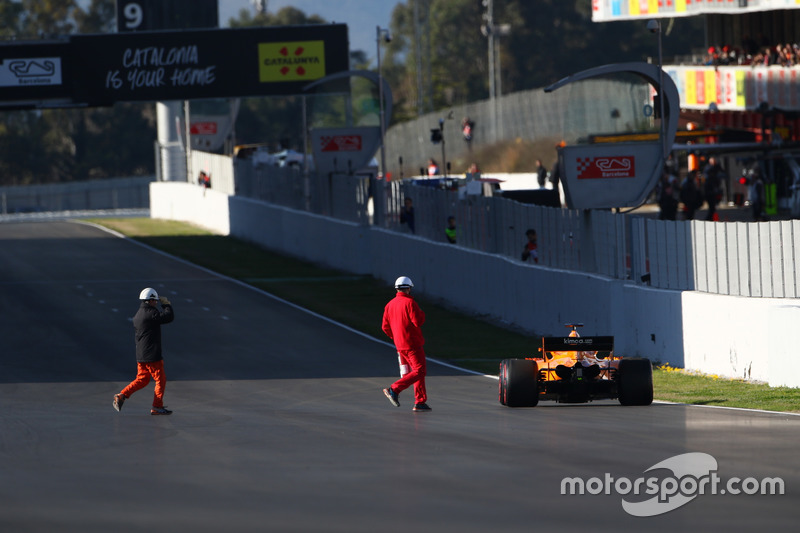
[382,291,427,404]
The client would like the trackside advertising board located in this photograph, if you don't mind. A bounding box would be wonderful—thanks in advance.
[0,25,348,109]
[559,143,662,209]
[71,25,348,105]
[311,127,381,176]
[0,40,73,106]
[592,0,800,21]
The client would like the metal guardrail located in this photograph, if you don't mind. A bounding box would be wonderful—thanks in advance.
[0,177,152,215]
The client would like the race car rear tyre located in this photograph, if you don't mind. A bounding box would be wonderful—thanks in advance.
[617,358,653,406]
[498,360,509,406]
[499,359,538,407]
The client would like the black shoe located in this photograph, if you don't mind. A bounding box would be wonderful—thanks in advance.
[383,388,400,407]
[150,407,172,415]
[113,394,126,412]
[412,403,432,412]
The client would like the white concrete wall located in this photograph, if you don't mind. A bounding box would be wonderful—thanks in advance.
[768,304,800,387]
[682,291,800,383]
[150,182,800,387]
[227,196,372,275]
[150,182,231,235]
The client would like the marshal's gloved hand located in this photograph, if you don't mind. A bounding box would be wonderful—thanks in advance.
[159,296,171,306]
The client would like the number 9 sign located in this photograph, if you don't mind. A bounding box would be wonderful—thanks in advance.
[123,3,143,30]
[116,1,147,32]
[115,0,218,32]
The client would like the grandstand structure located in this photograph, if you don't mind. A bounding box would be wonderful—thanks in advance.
[594,1,800,136]
[592,1,800,214]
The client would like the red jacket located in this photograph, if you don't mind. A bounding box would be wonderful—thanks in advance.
[382,292,425,350]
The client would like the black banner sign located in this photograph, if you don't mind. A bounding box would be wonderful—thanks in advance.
[0,24,349,109]
[72,25,349,105]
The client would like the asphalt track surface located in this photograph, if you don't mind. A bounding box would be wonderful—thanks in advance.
[1,220,798,532]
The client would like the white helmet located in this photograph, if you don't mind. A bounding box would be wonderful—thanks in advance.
[139,287,159,300]
[394,276,414,289]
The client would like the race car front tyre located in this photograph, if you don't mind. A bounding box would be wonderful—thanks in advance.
[499,359,538,407]
[617,358,654,406]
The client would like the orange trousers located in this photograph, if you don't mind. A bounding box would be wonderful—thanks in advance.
[120,360,166,408]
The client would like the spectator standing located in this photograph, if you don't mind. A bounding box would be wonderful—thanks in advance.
[535,159,547,188]
[658,171,679,220]
[461,117,475,150]
[749,168,766,221]
[445,216,456,243]
[521,228,538,263]
[549,151,563,208]
[198,171,211,189]
[703,157,726,221]
[427,158,439,176]
[382,276,430,412]
[399,197,415,233]
[679,170,703,220]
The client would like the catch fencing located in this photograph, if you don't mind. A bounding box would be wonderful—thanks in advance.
[229,160,800,298]
[379,180,800,298]
[382,87,568,177]
[234,160,372,225]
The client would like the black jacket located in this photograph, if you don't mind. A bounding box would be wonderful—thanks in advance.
[133,302,174,362]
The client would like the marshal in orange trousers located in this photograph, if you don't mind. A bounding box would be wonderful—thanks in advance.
[120,360,166,408]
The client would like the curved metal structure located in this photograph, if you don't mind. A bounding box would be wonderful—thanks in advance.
[545,62,680,209]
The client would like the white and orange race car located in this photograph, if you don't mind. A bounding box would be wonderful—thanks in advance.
[498,324,653,407]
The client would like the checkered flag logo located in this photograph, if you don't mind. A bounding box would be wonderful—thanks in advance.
[576,157,593,175]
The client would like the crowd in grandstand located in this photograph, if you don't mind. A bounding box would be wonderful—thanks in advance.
[704,39,800,67]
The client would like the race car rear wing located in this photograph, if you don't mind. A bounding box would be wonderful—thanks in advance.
[540,336,615,354]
